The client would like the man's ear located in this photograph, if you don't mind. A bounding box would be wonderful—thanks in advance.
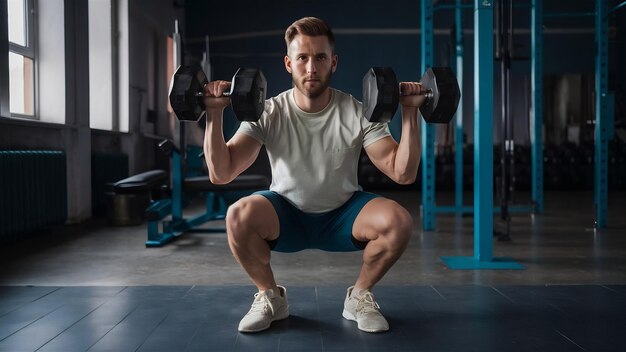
[284,55,292,74]
[331,54,338,73]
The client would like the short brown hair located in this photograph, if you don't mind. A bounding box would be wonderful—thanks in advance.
[284,17,335,52]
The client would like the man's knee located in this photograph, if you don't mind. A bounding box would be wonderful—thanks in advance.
[226,195,278,243]
[380,204,413,248]
[226,197,256,238]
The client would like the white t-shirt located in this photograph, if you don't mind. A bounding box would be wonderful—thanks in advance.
[236,88,390,213]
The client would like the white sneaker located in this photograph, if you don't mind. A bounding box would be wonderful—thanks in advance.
[342,286,389,333]
[238,286,289,332]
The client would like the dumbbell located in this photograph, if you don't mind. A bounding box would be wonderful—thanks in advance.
[168,64,267,122]
[362,66,461,124]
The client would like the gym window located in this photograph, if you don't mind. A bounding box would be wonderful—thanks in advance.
[89,0,115,131]
[7,0,36,118]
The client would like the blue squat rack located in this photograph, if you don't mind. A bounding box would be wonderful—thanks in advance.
[425,0,618,269]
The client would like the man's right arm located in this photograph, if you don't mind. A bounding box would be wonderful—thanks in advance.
[203,80,262,184]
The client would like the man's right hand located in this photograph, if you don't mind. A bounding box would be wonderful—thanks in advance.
[204,80,232,111]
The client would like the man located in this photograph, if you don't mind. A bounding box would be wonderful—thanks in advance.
[203,17,425,333]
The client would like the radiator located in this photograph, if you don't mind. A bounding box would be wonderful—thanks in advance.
[0,150,67,243]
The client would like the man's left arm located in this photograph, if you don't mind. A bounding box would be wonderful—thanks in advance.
[364,82,425,185]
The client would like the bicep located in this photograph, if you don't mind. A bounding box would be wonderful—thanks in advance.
[364,136,398,177]
[226,133,263,176]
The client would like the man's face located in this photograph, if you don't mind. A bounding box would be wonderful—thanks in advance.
[284,34,337,99]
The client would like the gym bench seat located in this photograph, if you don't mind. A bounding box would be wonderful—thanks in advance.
[113,170,168,194]
[109,170,168,226]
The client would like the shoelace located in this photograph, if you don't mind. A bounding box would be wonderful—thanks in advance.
[355,292,381,315]
[248,292,275,316]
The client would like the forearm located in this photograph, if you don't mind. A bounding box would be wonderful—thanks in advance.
[203,109,234,184]
[393,107,422,184]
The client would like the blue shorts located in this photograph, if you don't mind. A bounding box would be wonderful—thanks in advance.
[253,190,379,253]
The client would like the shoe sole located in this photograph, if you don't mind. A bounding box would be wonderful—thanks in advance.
[238,308,290,333]
[342,309,389,333]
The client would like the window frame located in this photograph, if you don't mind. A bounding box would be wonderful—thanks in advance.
[7,0,37,119]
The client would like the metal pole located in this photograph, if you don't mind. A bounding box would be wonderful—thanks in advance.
[202,35,211,81]
[421,0,436,231]
[594,0,609,228]
[172,151,183,220]
[498,0,510,229]
[531,0,544,213]
[172,19,185,220]
[454,0,465,214]
[473,0,494,262]
[440,0,523,270]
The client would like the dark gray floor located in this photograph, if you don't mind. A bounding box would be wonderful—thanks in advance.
[0,190,625,351]
[1,191,624,286]
[1,284,625,352]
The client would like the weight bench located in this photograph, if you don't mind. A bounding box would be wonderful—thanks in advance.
[113,169,169,195]
[144,140,270,247]
[109,170,168,226]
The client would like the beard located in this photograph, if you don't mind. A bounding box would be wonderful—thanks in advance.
[293,70,332,99]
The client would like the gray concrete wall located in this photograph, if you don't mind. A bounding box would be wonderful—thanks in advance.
[0,0,183,222]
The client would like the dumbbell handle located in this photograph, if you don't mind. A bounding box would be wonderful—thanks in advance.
[194,82,234,98]
[399,86,434,101]
[195,90,233,98]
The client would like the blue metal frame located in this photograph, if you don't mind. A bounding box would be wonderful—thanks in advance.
[594,0,609,228]
[421,0,436,231]
[145,147,228,247]
[607,92,614,140]
[531,0,544,214]
[422,0,474,220]
[441,0,523,270]
[472,0,495,262]
[454,0,465,215]
[427,1,531,218]
[172,151,183,220]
